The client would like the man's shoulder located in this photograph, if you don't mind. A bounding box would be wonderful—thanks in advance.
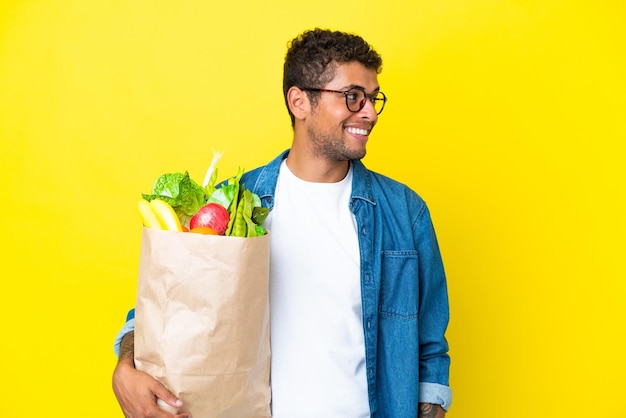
[355,161,424,201]
[369,169,408,189]
[240,165,265,182]
[240,166,266,194]
[240,149,289,194]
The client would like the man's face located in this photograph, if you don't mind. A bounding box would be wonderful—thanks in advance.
[305,62,380,161]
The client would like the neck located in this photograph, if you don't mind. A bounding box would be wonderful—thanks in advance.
[285,143,350,183]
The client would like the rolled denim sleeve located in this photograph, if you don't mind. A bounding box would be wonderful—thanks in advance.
[419,382,452,411]
[113,310,136,357]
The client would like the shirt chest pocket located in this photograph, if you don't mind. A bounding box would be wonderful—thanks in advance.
[379,250,419,320]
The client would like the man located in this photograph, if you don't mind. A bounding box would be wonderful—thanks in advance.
[113,28,451,418]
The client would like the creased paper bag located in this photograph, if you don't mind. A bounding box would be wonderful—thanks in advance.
[134,227,271,418]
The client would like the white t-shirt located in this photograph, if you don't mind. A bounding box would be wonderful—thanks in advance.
[264,161,369,418]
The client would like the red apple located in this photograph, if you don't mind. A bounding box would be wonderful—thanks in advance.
[189,202,230,235]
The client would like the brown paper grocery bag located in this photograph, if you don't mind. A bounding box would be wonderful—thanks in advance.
[134,227,271,418]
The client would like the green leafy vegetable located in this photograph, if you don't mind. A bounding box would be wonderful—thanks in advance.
[142,171,206,227]
[223,168,244,236]
[141,158,269,236]
[252,207,269,226]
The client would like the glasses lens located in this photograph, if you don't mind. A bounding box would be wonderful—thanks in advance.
[344,90,386,114]
[373,92,386,115]
[345,89,366,112]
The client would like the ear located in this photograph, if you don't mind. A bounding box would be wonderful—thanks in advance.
[286,86,310,122]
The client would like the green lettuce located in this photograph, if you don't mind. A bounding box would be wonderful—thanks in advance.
[142,171,206,227]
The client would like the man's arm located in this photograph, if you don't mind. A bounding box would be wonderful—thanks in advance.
[413,204,452,411]
[112,331,190,418]
[419,403,446,418]
[118,330,135,361]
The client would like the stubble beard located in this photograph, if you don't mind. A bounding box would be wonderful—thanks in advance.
[307,124,367,161]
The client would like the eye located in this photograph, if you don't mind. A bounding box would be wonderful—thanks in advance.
[345,91,359,101]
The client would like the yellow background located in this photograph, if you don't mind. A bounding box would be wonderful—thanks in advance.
[1,1,624,416]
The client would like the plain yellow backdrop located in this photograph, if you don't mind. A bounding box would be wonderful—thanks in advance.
[1,1,624,416]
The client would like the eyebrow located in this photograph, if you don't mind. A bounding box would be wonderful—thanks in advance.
[341,84,381,94]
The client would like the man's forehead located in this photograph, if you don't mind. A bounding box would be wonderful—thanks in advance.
[326,62,380,90]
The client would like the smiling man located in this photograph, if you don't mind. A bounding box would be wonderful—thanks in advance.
[113,28,452,418]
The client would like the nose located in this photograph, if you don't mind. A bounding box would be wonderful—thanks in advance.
[358,98,378,121]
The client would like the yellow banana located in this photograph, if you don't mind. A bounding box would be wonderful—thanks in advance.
[149,199,183,231]
[138,199,162,229]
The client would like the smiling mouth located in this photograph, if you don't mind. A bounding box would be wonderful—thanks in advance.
[345,126,369,136]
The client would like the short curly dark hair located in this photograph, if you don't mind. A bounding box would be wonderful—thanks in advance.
[283,28,383,127]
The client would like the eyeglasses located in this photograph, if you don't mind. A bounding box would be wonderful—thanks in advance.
[300,87,387,115]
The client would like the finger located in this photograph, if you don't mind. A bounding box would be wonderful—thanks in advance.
[156,398,192,418]
[146,375,181,408]
[153,384,185,413]
[157,398,182,414]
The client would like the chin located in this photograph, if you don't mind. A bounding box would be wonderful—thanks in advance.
[344,151,366,161]
[348,146,367,160]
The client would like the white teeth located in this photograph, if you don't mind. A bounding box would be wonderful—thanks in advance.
[346,127,368,135]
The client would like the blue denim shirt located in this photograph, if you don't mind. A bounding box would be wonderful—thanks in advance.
[242,150,451,415]
[115,150,452,415]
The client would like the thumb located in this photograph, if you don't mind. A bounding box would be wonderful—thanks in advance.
[154,387,183,412]
[156,398,183,414]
